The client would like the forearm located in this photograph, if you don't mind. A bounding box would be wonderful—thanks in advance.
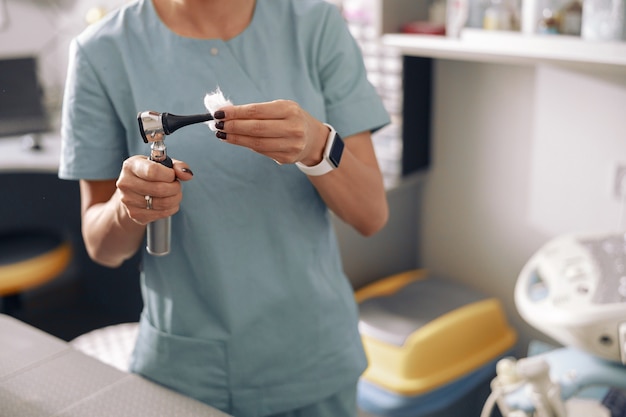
[310,143,389,237]
[82,188,146,268]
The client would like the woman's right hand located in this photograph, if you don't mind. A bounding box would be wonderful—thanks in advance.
[79,154,194,267]
[115,155,194,226]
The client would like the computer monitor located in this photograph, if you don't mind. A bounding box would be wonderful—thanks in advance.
[0,56,50,138]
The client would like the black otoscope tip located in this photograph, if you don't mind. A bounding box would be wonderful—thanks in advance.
[162,112,215,135]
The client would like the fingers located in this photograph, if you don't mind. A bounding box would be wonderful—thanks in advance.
[215,99,297,121]
[172,159,194,181]
[122,155,174,182]
[117,155,192,225]
[121,156,193,186]
[214,100,304,140]
[214,100,322,164]
[215,122,308,164]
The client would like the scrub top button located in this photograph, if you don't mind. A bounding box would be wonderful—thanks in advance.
[210,47,219,56]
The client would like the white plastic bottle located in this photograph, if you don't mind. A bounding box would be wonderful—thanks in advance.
[560,0,583,35]
[447,0,470,37]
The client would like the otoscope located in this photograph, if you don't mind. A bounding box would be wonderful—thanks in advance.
[137,110,214,256]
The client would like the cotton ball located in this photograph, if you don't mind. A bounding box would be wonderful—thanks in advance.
[203,87,233,131]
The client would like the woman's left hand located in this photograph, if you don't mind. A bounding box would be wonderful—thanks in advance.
[212,100,329,166]
[212,99,389,237]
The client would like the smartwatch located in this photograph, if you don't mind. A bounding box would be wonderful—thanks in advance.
[296,123,344,176]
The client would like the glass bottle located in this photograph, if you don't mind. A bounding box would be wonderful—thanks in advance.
[537,0,560,34]
[483,0,514,30]
[560,0,583,35]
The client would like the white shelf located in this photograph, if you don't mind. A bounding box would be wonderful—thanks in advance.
[0,133,61,173]
[382,29,626,68]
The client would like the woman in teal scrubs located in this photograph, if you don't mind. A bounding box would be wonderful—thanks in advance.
[59,0,390,416]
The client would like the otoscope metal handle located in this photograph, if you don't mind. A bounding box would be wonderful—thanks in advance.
[147,217,171,256]
[137,110,210,256]
[147,154,173,256]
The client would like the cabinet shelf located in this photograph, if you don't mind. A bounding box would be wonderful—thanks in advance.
[382,29,626,68]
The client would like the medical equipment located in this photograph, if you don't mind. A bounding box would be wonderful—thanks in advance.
[356,270,517,417]
[137,111,213,256]
[482,231,626,417]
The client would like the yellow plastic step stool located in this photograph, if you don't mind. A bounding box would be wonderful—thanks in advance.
[356,269,517,417]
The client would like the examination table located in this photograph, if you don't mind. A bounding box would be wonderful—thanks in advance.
[0,314,230,417]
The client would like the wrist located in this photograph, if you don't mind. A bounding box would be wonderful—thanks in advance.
[296,123,344,176]
[298,123,330,167]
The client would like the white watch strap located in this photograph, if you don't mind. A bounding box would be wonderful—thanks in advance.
[296,123,337,176]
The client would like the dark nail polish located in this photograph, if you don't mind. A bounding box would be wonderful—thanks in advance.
[181,168,194,176]
[215,121,224,130]
[214,110,225,119]
[216,131,227,140]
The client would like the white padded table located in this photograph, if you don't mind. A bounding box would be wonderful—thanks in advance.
[0,314,231,417]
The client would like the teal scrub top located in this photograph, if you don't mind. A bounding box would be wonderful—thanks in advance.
[59,0,390,416]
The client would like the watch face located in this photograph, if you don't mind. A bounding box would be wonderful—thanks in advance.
[329,133,344,168]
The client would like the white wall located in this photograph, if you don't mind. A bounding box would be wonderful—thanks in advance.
[335,172,423,290]
[0,0,128,111]
[420,59,626,352]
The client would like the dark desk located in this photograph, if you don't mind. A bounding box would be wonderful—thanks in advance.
[0,314,230,417]
[0,133,143,340]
